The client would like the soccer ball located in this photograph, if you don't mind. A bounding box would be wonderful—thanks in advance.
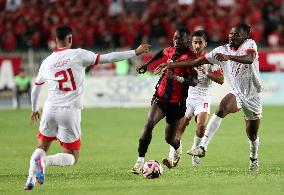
[142,160,163,179]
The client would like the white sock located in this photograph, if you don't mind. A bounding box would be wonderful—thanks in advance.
[249,137,259,159]
[45,153,75,167]
[201,114,222,150]
[28,148,46,178]
[137,157,144,163]
[191,135,203,149]
[169,145,175,159]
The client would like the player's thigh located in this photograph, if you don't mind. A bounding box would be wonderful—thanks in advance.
[56,107,82,147]
[196,112,209,127]
[217,93,239,116]
[148,96,165,125]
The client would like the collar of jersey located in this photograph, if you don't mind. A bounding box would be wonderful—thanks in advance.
[53,47,68,52]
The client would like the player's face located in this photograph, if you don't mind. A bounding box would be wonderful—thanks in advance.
[173,31,189,51]
[229,27,247,48]
[191,36,207,55]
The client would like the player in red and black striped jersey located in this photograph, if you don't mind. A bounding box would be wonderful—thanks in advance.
[131,27,198,174]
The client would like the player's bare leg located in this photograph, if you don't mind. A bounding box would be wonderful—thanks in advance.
[176,116,191,140]
[190,93,239,157]
[246,119,260,171]
[131,103,164,174]
[165,116,191,168]
[163,120,182,169]
[190,112,208,166]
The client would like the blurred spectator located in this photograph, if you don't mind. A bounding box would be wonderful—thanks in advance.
[14,69,31,109]
[6,0,22,11]
[109,0,124,17]
[268,25,284,49]
[0,0,284,51]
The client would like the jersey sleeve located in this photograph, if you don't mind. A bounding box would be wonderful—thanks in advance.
[163,47,173,58]
[77,48,100,67]
[244,39,257,54]
[204,46,223,65]
[35,61,46,85]
[208,64,222,74]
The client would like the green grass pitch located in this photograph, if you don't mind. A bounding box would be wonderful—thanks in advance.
[0,106,283,194]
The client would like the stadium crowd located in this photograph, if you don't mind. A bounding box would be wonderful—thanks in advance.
[1,0,284,51]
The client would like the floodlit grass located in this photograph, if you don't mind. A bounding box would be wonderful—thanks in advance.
[0,106,283,194]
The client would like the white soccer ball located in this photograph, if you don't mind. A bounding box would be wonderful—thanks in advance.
[142,160,163,179]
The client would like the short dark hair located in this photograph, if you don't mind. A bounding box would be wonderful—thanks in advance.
[192,30,208,41]
[235,23,251,35]
[56,25,73,41]
[176,27,190,36]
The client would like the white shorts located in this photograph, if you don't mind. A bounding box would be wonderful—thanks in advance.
[185,98,211,118]
[233,93,262,120]
[38,106,81,148]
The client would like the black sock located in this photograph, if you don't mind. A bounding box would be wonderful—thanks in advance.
[138,139,151,157]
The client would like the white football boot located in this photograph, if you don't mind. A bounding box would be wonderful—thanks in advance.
[249,158,259,172]
[173,144,182,167]
[24,176,36,190]
[191,156,201,167]
[131,161,144,174]
[189,146,206,157]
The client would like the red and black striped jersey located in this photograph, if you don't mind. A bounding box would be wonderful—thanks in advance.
[155,47,197,103]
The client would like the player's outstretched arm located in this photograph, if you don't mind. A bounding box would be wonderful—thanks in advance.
[30,85,42,123]
[98,44,150,64]
[153,57,207,75]
[215,53,254,64]
[136,50,164,74]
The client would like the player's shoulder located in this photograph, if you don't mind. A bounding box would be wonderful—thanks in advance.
[163,46,175,53]
[211,44,229,53]
[243,39,257,47]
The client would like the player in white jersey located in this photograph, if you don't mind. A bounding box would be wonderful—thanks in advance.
[154,23,262,171]
[24,25,150,190]
[162,30,224,169]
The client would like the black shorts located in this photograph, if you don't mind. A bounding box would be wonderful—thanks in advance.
[151,95,186,124]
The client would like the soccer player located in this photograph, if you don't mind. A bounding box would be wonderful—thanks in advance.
[24,25,150,190]
[162,30,224,168]
[131,27,198,174]
[154,23,262,171]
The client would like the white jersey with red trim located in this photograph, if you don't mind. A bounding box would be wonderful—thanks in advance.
[35,47,100,108]
[187,63,221,99]
[205,39,262,99]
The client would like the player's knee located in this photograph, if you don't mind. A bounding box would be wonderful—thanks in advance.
[247,133,257,142]
[216,108,227,118]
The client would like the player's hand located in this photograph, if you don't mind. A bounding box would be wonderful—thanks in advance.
[135,44,151,55]
[167,70,176,80]
[215,53,230,61]
[30,111,40,124]
[136,64,147,74]
[153,63,169,75]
